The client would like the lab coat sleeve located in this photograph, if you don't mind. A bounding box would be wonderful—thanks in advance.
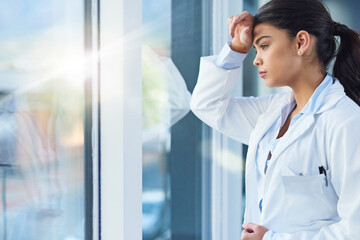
[270,115,360,240]
[190,55,275,145]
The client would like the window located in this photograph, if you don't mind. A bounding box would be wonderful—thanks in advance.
[141,0,244,239]
[0,0,96,239]
[142,1,172,239]
[141,0,205,239]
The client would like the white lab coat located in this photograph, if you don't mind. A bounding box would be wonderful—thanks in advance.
[190,55,360,239]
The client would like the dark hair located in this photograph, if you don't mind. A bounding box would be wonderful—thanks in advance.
[254,0,360,106]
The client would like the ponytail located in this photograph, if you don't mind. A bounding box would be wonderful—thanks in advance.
[332,23,360,106]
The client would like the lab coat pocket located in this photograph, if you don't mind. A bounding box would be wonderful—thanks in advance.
[282,174,324,194]
[281,170,328,225]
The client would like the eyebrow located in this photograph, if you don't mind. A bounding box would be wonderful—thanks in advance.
[253,36,271,47]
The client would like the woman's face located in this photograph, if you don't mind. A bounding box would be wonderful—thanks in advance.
[252,23,302,88]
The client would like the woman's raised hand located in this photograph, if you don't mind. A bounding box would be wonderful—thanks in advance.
[228,11,255,53]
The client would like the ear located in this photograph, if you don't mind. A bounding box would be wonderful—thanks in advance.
[295,30,311,56]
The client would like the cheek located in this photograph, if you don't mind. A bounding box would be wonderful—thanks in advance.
[265,49,300,86]
[271,50,299,75]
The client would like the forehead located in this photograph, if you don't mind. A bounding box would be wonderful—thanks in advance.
[253,23,285,43]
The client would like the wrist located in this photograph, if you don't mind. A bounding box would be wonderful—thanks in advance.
[230,40,250,53]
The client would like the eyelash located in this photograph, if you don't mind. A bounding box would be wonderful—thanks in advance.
[260,44,268,50]
[255,44,268,54]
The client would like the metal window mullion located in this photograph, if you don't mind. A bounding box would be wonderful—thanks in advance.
[89,0,101,238]
[84,0,94,238]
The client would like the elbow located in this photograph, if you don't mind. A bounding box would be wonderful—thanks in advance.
[190,94,209,120]
[190,94,200,114]
[190,96,207,125]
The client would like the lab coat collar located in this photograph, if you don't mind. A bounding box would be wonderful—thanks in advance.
[272,114,315,159]
[272,74,345,160]
[278,74,345,115]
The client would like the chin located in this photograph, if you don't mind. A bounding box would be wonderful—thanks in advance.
[264,76,285,88]
[264,79,277,88]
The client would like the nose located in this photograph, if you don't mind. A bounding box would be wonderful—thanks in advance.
[253,53,262,66]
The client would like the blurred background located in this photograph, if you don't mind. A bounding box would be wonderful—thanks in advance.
[0,0,359,239]
[0,0,86,239]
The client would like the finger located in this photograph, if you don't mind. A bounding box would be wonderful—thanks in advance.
[227,16,234,28]
[228,16,238,38]
[229,11,252,38]
[242,222,257,231]
[241,230,250,240]
[230,15,243,38]
[244,26,251,34]
[233,12,254,30]
[228,16,235,37]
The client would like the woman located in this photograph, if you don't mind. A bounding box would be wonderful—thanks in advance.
[190,0,360,239]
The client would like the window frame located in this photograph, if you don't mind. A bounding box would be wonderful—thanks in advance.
[210,0,245,239]
[98,0,245,239]
[85,0,101,239]
[99,0,142,239]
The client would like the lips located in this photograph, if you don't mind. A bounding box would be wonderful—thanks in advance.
[258,71,267,78]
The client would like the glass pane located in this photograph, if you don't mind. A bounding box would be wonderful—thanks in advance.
[142,0,172,239]
[142,0,199,239]
[0,1,86,239]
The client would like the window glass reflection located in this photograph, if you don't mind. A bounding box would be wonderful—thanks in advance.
[0,1,85,239]
[142,0,191,239]
[142,1,172,238]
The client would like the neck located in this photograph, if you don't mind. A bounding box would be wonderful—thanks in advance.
[289,71,326,114]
